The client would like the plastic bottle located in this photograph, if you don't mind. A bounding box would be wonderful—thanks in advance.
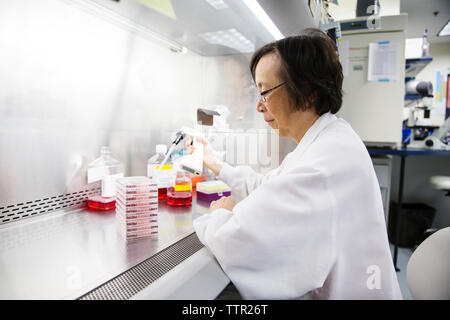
[147,144,176,200]
[87,146,124,211]
[167,171,192,207]
[422,29,430,58]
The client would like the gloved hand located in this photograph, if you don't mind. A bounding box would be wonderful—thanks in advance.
[185,136,223,176]
[210,196,236,212]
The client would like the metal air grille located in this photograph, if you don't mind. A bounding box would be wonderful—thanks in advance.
[0,183,101,225]
[78,232,204,300]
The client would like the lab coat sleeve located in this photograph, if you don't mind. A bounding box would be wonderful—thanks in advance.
[218,162,278,198]
[193,166,337,299]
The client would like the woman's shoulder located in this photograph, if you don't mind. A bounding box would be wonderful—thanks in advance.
[302,117,372,169]
[317,116,367,153]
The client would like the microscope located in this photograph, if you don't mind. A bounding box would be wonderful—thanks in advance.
[404,80,450,150]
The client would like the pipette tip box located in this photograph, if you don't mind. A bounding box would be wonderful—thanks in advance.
[196,180,231,202]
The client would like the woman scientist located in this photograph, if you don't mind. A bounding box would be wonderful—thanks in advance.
[190,28,402,300]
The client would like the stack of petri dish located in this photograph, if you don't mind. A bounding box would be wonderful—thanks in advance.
[115,176,158,241]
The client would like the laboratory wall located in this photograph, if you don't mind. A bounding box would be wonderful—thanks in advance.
[0,0,273,216]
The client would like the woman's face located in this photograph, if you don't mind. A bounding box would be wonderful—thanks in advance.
[254,52,294,137]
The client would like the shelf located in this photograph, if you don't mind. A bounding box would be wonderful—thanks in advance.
[405,93,423,100]
[405,57,433,79]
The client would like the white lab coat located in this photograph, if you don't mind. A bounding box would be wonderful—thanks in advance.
[193,112,403,300]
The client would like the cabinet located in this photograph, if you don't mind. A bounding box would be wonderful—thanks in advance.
[372,156,393,226]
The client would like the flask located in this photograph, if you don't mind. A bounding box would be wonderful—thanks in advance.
[422,29,430,58]
[167,171,192,206]
[147,144,175,200]
[87,146,124,211]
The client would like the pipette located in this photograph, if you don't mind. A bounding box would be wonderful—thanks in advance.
[153,131,185,180]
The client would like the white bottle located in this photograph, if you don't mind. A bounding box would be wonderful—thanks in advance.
[147,144,176,200]
[422,29,430,58]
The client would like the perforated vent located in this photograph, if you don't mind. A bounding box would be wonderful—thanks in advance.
[78,232,204,300]
[0,184,101,225]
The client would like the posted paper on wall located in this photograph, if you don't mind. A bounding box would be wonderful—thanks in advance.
[367,41,401,82]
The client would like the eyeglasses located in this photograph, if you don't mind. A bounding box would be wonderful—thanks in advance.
[257,82,286,103]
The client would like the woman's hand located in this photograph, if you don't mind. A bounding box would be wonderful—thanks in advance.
[210,196,236,212]
[185,136,223,176]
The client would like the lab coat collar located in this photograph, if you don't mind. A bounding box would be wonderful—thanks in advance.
[281,112,337,169]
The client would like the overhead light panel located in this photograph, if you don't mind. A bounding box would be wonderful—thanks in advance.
[241,0,284,40]
[68,0,186,53]
[437,19,450,36]
[199,28,255,53]
[204,0,228,10]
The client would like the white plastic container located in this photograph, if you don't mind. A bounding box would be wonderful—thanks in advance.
[147,144,176,200]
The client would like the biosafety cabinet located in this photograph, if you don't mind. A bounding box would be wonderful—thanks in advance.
[0,0,318,299]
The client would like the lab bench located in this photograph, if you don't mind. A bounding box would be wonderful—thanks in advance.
[0,193,230,300]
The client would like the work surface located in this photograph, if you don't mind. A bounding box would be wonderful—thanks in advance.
[0,192,214,299]
[367,147,450,156]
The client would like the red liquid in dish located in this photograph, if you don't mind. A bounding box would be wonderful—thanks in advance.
[158,187,168,200]
[167,190,192,207]
[87,195,116,211]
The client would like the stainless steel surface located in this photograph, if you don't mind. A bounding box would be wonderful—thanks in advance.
[79,232,205,300]
[0,194,211,299]
[0,182,100,225]
[130,247,230,300]
[82,0,278,56]
[258,0,320,37]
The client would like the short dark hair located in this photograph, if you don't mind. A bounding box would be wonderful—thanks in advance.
[250,28,343,115]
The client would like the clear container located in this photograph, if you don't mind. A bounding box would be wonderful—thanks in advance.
[87,146,124,211]
[87,194,116,211]
[88,146,124,179]
[167,171,192,207]
[147,144,176,201]
[422,29,430,58]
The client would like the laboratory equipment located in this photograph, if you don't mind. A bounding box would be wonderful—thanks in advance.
[153,126,204,183]
[337,14,407,147]
[167,171,192,207]
[419,117,450,150]
[185,173,204,188]
[196,180,231,202]
[196,106,230,181]
[116,176,158,241]
[404,78,449,150]
[178,126,204,176]
[406,80,433,98]
[197,108,220,126]
[148,144,176,200]
[87,146,124,211]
